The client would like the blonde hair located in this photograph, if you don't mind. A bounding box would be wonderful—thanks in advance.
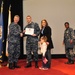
[40,36,47,42]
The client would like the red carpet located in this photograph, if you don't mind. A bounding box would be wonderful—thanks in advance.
[0,59,75,75]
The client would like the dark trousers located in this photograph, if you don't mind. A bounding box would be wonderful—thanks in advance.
[42,49,51,68]
[26,41,38,62]
[65,48,74,61]
[8,42,20,63]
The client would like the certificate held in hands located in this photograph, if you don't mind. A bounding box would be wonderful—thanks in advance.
[25,28,34,35]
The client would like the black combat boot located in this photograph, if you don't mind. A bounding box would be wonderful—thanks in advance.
[65,59,74,64]
[70,60,74,64]
[9,63,15,70]
[65,59,70,64]
[25,62,32,68]
[14,62,21,68]
[35,61,38,68]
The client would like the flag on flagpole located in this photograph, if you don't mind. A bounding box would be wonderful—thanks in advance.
[6,5,11,57]
[0,1,4,62]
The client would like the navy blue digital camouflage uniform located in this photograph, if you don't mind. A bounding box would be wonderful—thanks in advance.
[24,22,40,62]
[64,28,74,61]
[8,22,21,63]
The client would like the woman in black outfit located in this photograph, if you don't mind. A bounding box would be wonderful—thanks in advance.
[40,19,54,68]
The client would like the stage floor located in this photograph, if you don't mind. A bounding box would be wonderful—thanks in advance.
[0,58,75,75]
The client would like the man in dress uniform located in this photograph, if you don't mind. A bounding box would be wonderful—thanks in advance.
[23,15,40,68]
[63,22,74,64]
[8,15,23,69]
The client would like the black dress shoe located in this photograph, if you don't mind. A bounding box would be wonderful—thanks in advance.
[70,61,74,64]
[25,62,32,68]
[14,62,21,68]
[65,61,74,64]
[15,65,21,68]
[9,63,15,70]
[65,62,69,64]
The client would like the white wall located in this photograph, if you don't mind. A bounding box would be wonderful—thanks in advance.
[23,0,75,54]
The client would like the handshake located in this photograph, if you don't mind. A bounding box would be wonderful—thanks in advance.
[20,30,26,37]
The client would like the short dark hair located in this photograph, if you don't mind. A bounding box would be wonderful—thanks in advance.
[14,15,20,18]
[26,15,31,18]
[64,22,69,26]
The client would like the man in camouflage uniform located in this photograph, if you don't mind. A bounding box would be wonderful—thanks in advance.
[23,15,40,68]
[8,15,23,69]
[63,22,74,64]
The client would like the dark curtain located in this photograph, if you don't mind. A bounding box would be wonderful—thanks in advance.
[3,0,23,61]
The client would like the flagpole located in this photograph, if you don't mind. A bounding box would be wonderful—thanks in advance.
[0,1,3,68]
[1,1,3,13]
[6,4,11,57]
[9,5,11,11]
[6,4,11,67]
[7,5,11,35]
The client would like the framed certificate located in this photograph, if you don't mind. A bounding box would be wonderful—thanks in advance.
[25,28,34,35]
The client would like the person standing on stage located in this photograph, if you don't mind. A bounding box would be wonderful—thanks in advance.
[40,19,54,68]
[8,15,23,69]
[63,22,74,64]
[39,36,49,70]
[23,15,40,68]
